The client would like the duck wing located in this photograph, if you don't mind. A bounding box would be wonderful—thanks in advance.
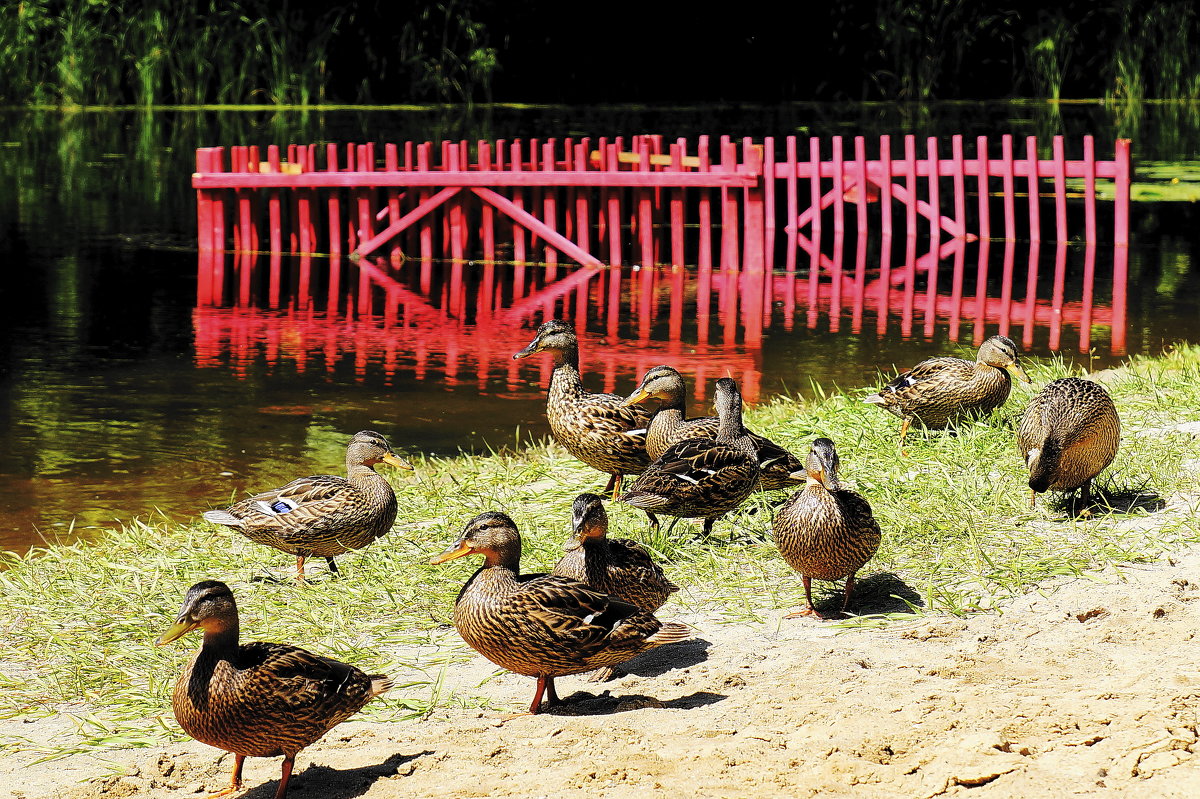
[607,538,679,593]
[510,575,665,656]
[226,642,387,725]
[211,476,361,541]
[569,392,654,455]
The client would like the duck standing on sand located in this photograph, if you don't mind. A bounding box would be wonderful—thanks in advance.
[512,320,652,499]
[619,377,760,537]
[552,492,678,613]
[864,335,1030,452]
[772,438,881,619]
[202,430,412,580]
[430,511,691,715]
[157,580,392,798]
[1018,377,1121,512]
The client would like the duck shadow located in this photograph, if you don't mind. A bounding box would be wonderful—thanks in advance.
[810,571,923,618]
[618,637,711,678]
[548,689,727,717]
[1047,484,1165,518]
[240,750,432,799]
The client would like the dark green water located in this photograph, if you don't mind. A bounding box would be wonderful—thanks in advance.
[1,103,1197,551]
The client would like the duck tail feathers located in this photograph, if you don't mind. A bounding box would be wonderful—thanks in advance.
[202,509,242,527]
[648,621,693,645]
[369,675,395,696]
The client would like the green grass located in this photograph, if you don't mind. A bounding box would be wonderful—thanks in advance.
[3,344,1200,758]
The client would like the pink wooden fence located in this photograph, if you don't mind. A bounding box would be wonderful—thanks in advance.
[193,134,1131,269]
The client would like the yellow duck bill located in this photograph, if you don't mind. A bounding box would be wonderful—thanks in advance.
[429,539,473,565]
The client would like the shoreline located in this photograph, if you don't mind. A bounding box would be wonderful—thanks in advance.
[2,345,1199,796]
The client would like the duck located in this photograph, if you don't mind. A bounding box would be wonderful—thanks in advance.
[772,438,881,619]
[429,511,691,715]
[203,430,412,580]
[864,335,1030,451]
[618,377,760,537]
[552,492,679,613]
[624,365,803,491]
[1018,377,1120,511]
[157,580,392,799]
[513,320,652,498]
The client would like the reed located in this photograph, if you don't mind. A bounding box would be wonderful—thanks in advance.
[0,1,497,106]
[868,0,1016,100]
[1025,11,1075,102]
[1107,0,1200,104]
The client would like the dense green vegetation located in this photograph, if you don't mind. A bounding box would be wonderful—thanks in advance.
[1,345,1197,758]
[0,0,498,106]
[1,1,1197,106]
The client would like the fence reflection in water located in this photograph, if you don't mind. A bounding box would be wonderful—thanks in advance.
[195,232,1128,401]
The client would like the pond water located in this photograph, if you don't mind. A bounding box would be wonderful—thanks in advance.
[1,103,1197,551]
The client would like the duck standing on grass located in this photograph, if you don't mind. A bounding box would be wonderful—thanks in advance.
[157,580,393,799]
[430,511,691,716]
[512,320,652,499]
[864,335,1030,452]
[618,377,761,537]
[202,430,412,581]
[773,438,881,619]
[624,364,804,491]
[1018,377,1121,512]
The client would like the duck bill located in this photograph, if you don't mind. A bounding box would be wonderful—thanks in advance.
[820,472,842,492]
[623,385,652,406]
[382,452,414,470]
[562,537,583,552]
[1007,363,1032,384]
[156,618,197,646]
[429,539,473,565]
[512,339,540,360]
[805,466,840,492]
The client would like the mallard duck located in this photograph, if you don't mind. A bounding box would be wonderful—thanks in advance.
[624,365,804,491]
[864,335,1030,451]
[429,511,691,715]
[773,438,881,619]
[551,492,679,613]
[203,430,412,580]
[1018,377,1121,511]
[513,320,652,498]
[157,580,392,798]
[618,377,760,536]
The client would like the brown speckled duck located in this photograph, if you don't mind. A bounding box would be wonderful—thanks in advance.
[624,365,803,491]
[429,512,691,715]
[618,377,760,537]
[157,580,392,799]
[1018,377,1121,510]
[203,431,412,580]
[513,320,652,498]
[552,493,679,613]
[773,438,881,619]
[864,335,1030,451]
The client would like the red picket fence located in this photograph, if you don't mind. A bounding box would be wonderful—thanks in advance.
[193,134,1131,270]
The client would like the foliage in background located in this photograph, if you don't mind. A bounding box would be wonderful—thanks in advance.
[866,1,1017,101]
[0,0,499,106]
[1106,0,1200,105]
[358,0,498,105]
[2,1,1199,104]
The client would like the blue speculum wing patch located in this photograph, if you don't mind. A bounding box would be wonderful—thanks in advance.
[271,501,292,513]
